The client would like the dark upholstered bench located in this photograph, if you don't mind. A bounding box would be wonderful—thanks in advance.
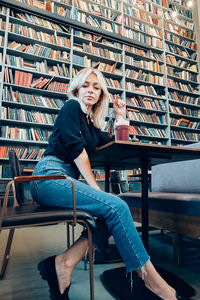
[119,142,200,266]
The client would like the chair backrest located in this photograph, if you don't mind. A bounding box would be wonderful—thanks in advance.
[110,171,127,194]
[8,150,25,205]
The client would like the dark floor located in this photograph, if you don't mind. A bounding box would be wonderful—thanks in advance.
[0,224,199,300]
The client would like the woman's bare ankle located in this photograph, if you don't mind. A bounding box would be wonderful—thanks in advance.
[55,255,71,294]
[137,261,177,300]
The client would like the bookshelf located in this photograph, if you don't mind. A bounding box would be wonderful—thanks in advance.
[0,0,200,178]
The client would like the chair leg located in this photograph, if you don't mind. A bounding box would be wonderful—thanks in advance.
[87,226,95,300]
[0,228,15,279]
[66,223,70,248]
[72,225,75,244]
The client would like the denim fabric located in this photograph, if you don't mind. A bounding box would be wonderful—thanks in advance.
[30,155,149,272]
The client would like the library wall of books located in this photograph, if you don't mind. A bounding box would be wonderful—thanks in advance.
[0,0,200,177]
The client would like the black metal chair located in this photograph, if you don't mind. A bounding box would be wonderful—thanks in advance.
[0,150,97,300]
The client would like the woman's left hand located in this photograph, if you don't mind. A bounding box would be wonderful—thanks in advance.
[113,94,125,120]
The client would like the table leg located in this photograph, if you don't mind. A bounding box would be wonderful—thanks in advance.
[141,157,149,252]
[105,167,110,193]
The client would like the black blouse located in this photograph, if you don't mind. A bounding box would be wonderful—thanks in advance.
[44,99,113,164]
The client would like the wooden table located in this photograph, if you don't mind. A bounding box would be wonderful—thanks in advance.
[90,140,200,251]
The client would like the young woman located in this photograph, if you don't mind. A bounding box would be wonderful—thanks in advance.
[30,68,180,300]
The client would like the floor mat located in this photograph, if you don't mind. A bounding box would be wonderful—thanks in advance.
[101,267,195,300]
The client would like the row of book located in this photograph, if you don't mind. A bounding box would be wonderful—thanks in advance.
[125,82,160,96]
[0,5,7,14]
[3,86,65,109]
[123,4,162,26]
[1,125,51,141]
[127,108,166,125]
[170,118,200,129]
[109,93,120,103]
[75,0,122,21]
[166,55,198,73]
[129,125,167,138]
[123,29,163,49]
[171,130,200,141]
[127,96,166,111]
[124,45,163,62]
[75,42,122,61]
[165,32,197,50]
[125,69,164,85]
[167,3,192,19]
[163,11,194,30]
[99,9,122,23]
[167,67,198,82]
[104,77,122,89]
[124,17,163,39]
[166,43,197,61]
[167,79,198,93]
[0,19,6,30]
[8,41,70,62]
[94,0,122,9]
[1,106,57,125]
[88,61,122,75]
[4,68,69,93]
[0,35,5,47]
[8,23,71,47]
[164,21,196,41]
[49,4,71,18]
[0,146,45,160]
[74,10,123,34]
[73,30,122,50]
[5,67,33,87]
[169,104,200,118]
[10,11,70,33]
[169,91,199,106]
[6,54,70,77]
[129,0,158,13]
[75,0,122,13]
[125,57,164,73]
[72,54,119,69]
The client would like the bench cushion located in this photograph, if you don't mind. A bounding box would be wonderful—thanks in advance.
[119,192,200,217]
[152,142,200,194]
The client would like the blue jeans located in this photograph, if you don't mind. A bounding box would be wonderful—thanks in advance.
[30,155,149,272]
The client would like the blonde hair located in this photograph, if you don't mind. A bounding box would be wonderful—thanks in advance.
[67,68,110,130]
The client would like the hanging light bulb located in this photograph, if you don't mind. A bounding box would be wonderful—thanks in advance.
[187,0,193,8]
[172,11,177,18]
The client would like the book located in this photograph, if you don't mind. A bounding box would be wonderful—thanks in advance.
[31,77,44,88]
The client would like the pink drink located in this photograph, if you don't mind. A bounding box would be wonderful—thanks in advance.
[115,124,129,141]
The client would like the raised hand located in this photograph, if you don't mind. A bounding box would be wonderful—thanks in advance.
[113,94,125,120]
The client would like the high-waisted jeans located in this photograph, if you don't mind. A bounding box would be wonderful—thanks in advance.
[30,155,149,272]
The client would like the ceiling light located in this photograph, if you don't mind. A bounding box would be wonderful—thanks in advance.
[187,0,193,8]
[172,11,177,18]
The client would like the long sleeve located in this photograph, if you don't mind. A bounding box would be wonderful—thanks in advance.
[46,100,84,162]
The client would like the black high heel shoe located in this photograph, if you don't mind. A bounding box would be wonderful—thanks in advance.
[38,255,70,300]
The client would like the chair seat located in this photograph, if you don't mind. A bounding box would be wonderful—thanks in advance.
[2,204,97,229]
[119,192,200,217]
